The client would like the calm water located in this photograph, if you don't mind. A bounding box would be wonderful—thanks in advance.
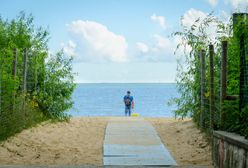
[68,83,179,117]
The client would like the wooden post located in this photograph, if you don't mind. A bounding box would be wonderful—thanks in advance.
[12,48,17,77]
[220,41,228,126]
[233,13,248,37]
[233,13,248,126]
[239,33,247,111]
[34,54,38,92]
[23,48,28,93]
[22,48,28,116]
[12,48,17,112]
[209,44,214,130]
[0,52,1,113]
[236,13,248,112]
[239,34,244,111]
[200,49,206,128]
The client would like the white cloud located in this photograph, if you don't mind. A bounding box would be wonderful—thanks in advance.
[67,20,128,62]
[61,40,77,56]
[181,8,208,28]
[225,0,248,11]
[219,10,231,23]
[136,42,149,53]
[207,0,218,7]
[152,34,191,59]
[207,0,248,10]
[150,14,166,29]
[153,34,171,49]
[134,34,180,62]
[181,8,220,43]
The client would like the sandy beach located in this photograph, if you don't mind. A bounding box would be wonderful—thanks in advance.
[0,117,212,166]
[147,118,212,166]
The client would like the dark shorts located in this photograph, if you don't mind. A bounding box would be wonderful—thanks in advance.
[125,106,132,116]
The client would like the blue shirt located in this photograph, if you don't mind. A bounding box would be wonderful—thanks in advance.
[123,95,133,106]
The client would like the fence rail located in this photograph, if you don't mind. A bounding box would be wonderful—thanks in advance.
[0,48,43,141]
[197,13,248,133]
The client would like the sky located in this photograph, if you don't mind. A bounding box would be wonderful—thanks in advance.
[0,0,247,83]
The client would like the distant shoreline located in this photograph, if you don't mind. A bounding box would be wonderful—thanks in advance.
[70,116,180,118]
[74,82,177,84]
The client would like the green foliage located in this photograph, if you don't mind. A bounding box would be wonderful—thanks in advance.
[171,13,221,120]
[0,12,75,140]
[171,12,248,138]
[222,100,248,139]
[37,52,76,120]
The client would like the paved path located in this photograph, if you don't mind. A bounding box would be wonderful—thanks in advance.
[103,117,177,166]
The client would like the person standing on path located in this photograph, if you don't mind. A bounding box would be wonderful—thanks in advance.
[123,91,134,116]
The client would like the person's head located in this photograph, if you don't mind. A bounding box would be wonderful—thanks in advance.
[127,91,131,96]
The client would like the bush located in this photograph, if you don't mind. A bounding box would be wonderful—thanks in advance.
[37,51,76,120]
[0,12,76,140]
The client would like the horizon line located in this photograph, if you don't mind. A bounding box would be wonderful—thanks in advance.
[74,82,177,84]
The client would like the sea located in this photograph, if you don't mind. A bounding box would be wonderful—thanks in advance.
[67,83,179,117]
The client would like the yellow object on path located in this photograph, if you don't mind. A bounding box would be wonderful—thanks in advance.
[131,113,139,117]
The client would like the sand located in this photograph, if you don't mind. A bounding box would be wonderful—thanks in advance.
[147,118,212,166]
[0,117,212,166]
[0,117,108,166]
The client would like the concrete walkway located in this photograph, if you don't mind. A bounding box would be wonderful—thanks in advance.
[103,117,177,166]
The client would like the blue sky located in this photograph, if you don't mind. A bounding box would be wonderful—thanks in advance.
[0,0,247,83]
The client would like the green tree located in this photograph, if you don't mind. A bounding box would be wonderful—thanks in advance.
[37,51,76,120]
[171,12,248,138]
[0,12,76,140]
